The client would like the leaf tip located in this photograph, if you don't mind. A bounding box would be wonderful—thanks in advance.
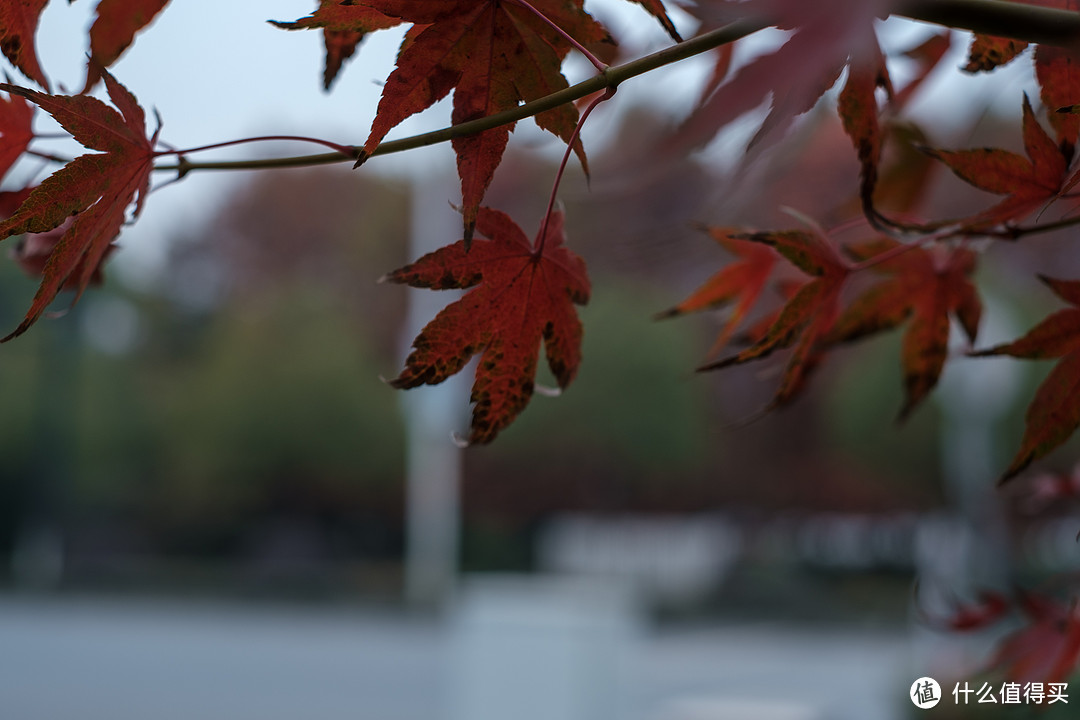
[999,457,1032,486]
[653,307,679,321]
[696,356,734,373]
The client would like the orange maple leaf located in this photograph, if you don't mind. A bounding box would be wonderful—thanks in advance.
[0,68,158,340]
[963,34,1028,73]
[699,229,850,408]
[972,276,1080,482]
[656,228,777,359]
[385,207,590,445]
[829,239,982,419]
[960,0,1079,77]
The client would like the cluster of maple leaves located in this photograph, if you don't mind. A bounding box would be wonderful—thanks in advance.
[921,586,1080,686]
[1,1,1080,468]
[5,0,1080,689]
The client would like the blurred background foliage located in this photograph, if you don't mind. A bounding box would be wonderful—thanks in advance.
[0,103,1073,612]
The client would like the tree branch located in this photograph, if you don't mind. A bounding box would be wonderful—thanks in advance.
[898,0,1080,48]
[152,19,765,174]
[150,0,1080,175]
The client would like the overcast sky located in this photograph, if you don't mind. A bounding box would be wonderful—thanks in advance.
[21,1,1022,288]
[23,1,689,285]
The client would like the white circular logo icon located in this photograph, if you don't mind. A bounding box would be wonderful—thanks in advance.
[911,677,941,709]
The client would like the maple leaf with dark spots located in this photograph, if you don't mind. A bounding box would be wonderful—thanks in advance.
[828,238,982,419]
[838,42,892,214]
[270,1,403,90]
[656,228,777,359]
[82,0,172,92]
[350,0,612,242]
[0,0,49,89]
[0,68,157,340]
[963,34,1028,73]
[972,276,1080,482]
[925,95,1067,230]
[699,229,850,408]
[385,207,589,445]
[957,0,1078,72]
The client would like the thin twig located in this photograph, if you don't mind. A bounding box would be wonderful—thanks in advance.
[508,0,608,72]
[535,87,616,256]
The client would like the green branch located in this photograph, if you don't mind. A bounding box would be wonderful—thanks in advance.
[152,0,1080,175]
[151,18,765,174]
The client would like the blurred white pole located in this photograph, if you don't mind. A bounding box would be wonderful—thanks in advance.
[934,295,1021,594]
[402,168,468,607]
[916,295,1021,679]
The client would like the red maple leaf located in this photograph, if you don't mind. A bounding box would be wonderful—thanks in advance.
[829,239,982,419]
[838,42,892,213]
[0,0,172,91]
[972,275,1080,482]
[893,31,951,109]
[271,1,403,90]
[840,31,951,218]
[963,34,1029,73]
[0,68,157,340]
[926,94,1067,230]
[0,0,49,88]
[626,0,681,42]
[350,0,613,241]
[0,86,32,181]
[916,588,1012,632]
[385,207,589,445]
[676,0,890,155]
[82,0,172,91]
[1036,46,1080,157]
[0,184,29,218]
[655,228,777,359]
[11,217,115,289]
[987,592,1080,685]
[699,229,850,408]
